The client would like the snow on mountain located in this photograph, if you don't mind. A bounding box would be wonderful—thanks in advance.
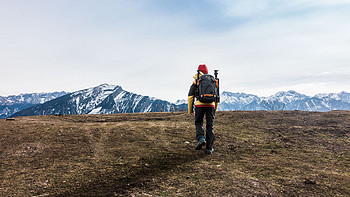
[10,84,187,117]
[69,84,118,114]
[259,90,309,110]
[315,91,350,103]
[0,91,67,105]
[219,90,350,112]
[5,85,350,118]
[0,91,67,118]
[218,92,261,111]
[175,99,187,105]
[290,97,350,111]
[264,90,308,103]
[156,90,350,112]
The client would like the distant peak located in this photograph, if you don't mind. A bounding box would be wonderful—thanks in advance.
[286,90,298,94]
[97,83,115,88]
[338,91,349,95]
[274,90,302,96]
[95,83,122,91]
[222,91,255,96]
[276,90,294,94]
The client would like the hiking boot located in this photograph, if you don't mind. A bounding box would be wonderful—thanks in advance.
[205,148,214,154]
[195,137,206,150]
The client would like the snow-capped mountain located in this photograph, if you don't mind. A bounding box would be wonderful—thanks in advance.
[174,99,187,105]
[10,84,187,117]
[315,91,350,103]
[4,86,350,118]
[219,90,350,111]
[0,91,67,105]
[259,91,309,110]
[217,92,261,111]
[0,91,67,118]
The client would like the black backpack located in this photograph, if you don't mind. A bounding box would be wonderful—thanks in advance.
[196,70,220,103]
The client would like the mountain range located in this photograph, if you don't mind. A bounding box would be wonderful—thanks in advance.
[9,84,187,118]
[2,84,349,118]
[218,90,350,111]
[0,91,67,119]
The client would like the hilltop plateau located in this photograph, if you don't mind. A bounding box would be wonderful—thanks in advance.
[1,111,349,196]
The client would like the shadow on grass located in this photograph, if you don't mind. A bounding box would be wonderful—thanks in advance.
[58,149,204,196]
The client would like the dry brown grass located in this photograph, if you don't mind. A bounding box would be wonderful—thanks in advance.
[1,111,349,196]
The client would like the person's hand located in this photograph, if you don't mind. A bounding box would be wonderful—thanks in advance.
[189,112,194,116]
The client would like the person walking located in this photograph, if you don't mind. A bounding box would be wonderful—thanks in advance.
[188,64,219,154]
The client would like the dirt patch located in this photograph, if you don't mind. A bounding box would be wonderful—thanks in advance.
[8,142,46,157]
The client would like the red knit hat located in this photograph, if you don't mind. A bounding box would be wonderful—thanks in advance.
[198,64,208,74]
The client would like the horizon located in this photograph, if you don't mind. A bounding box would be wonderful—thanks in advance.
[1,82,348,103]
[1,0,350,102]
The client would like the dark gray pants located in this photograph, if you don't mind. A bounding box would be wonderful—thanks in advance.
[195,107,215,149]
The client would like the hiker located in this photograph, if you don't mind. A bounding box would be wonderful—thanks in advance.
[188,64,219,154]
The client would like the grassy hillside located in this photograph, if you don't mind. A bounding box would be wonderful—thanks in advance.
[1,111,349,196]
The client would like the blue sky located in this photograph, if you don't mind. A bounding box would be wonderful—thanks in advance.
[1,0,350,102]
